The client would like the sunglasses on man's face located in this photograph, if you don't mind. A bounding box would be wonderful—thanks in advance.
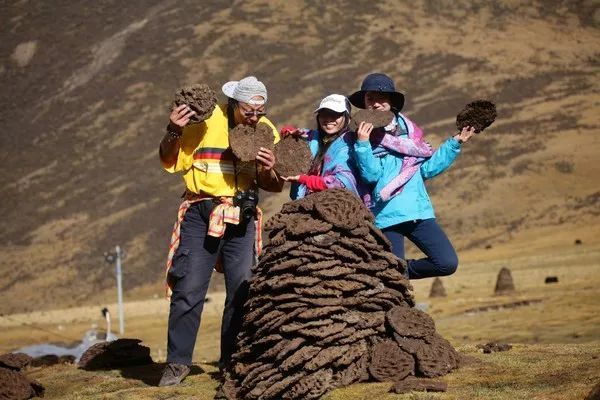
[243,110,266,117]
[238,105,266,118]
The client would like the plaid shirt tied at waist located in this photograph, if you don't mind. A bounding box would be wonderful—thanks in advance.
[164,194,263,299]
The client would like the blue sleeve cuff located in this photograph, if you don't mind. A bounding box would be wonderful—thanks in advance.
[354,140,371,151]
[447,137,462,149]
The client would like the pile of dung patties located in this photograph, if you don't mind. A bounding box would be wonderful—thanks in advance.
[0,352,44,400]
[218,189,459,399]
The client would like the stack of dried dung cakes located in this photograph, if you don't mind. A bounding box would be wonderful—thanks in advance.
[219,189,459,399]
[0,352,45,399]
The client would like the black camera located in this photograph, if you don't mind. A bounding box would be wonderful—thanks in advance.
[233,188,258,220]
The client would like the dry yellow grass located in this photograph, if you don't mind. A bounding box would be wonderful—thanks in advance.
[17,343,598,400]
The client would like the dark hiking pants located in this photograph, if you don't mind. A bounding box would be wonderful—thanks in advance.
[166,200,254,368]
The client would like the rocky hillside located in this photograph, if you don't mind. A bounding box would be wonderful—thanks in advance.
[1,0,598,313]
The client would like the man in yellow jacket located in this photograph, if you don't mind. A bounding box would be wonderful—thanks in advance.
[158,76,282,386]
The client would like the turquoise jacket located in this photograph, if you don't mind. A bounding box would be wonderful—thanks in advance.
[353,113,461,229]
[290,129,363,201]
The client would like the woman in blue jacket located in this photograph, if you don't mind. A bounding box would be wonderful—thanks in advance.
[282,94,364,200]
[283,94,432,204]
[349,73,475,279]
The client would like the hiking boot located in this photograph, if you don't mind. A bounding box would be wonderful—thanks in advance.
[158,363,190,386]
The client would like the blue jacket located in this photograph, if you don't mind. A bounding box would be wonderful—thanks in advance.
[353,113,461,229]
[290,129,364,201]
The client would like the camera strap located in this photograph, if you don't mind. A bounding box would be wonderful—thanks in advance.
[232,159,260,192]
[233,159,239,192]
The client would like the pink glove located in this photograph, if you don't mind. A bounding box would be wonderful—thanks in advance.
[280,124,298,138]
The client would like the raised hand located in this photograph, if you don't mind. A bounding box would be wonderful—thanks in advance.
[357,121,374,142]
[256,147,276,170]
[170,104,196,128]
[454,126,476,144]
[281,175,300,182]
[280,125,308,139]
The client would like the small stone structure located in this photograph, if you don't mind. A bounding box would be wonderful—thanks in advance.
[429,277,447,298]
[476,342,512,353]
[494,267,515,295]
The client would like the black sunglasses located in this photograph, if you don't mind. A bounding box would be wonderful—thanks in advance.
[242,110,267,117]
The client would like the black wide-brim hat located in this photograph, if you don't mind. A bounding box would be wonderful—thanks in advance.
[348,73,405,111]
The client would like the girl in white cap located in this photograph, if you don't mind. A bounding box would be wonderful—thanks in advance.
[280,94,364,199]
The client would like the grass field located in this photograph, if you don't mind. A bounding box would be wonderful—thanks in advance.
[2,241,599,399]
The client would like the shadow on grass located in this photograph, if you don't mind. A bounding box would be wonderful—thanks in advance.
[205,361,224,382]
[118,362,205,386]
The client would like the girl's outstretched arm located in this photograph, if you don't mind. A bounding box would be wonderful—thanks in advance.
[420,126,475,179]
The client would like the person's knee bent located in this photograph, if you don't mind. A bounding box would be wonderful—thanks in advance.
[436,252,459,276]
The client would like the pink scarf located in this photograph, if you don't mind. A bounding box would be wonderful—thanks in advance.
[372,115,432,201]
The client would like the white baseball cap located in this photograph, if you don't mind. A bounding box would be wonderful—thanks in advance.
[314,94,350,114]
[222,76,267,105]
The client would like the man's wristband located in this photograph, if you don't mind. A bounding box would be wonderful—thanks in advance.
[164,124,183,142]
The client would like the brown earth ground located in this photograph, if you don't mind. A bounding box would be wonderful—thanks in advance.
[2,241,598,399]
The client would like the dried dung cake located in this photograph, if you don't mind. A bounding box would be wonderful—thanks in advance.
[476,342,512,353]
[229,122,275,162]
[456,100,497,133]
[31,354,74,367]
[0,367,45,400]
[274,135,312,177]
[0,352,44,399]
[78,338,153,370]
[219,189,459,399]
[0,352,31,371]
[349,109,395,131]
[369,340,414,381]
[171,83,217,123]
